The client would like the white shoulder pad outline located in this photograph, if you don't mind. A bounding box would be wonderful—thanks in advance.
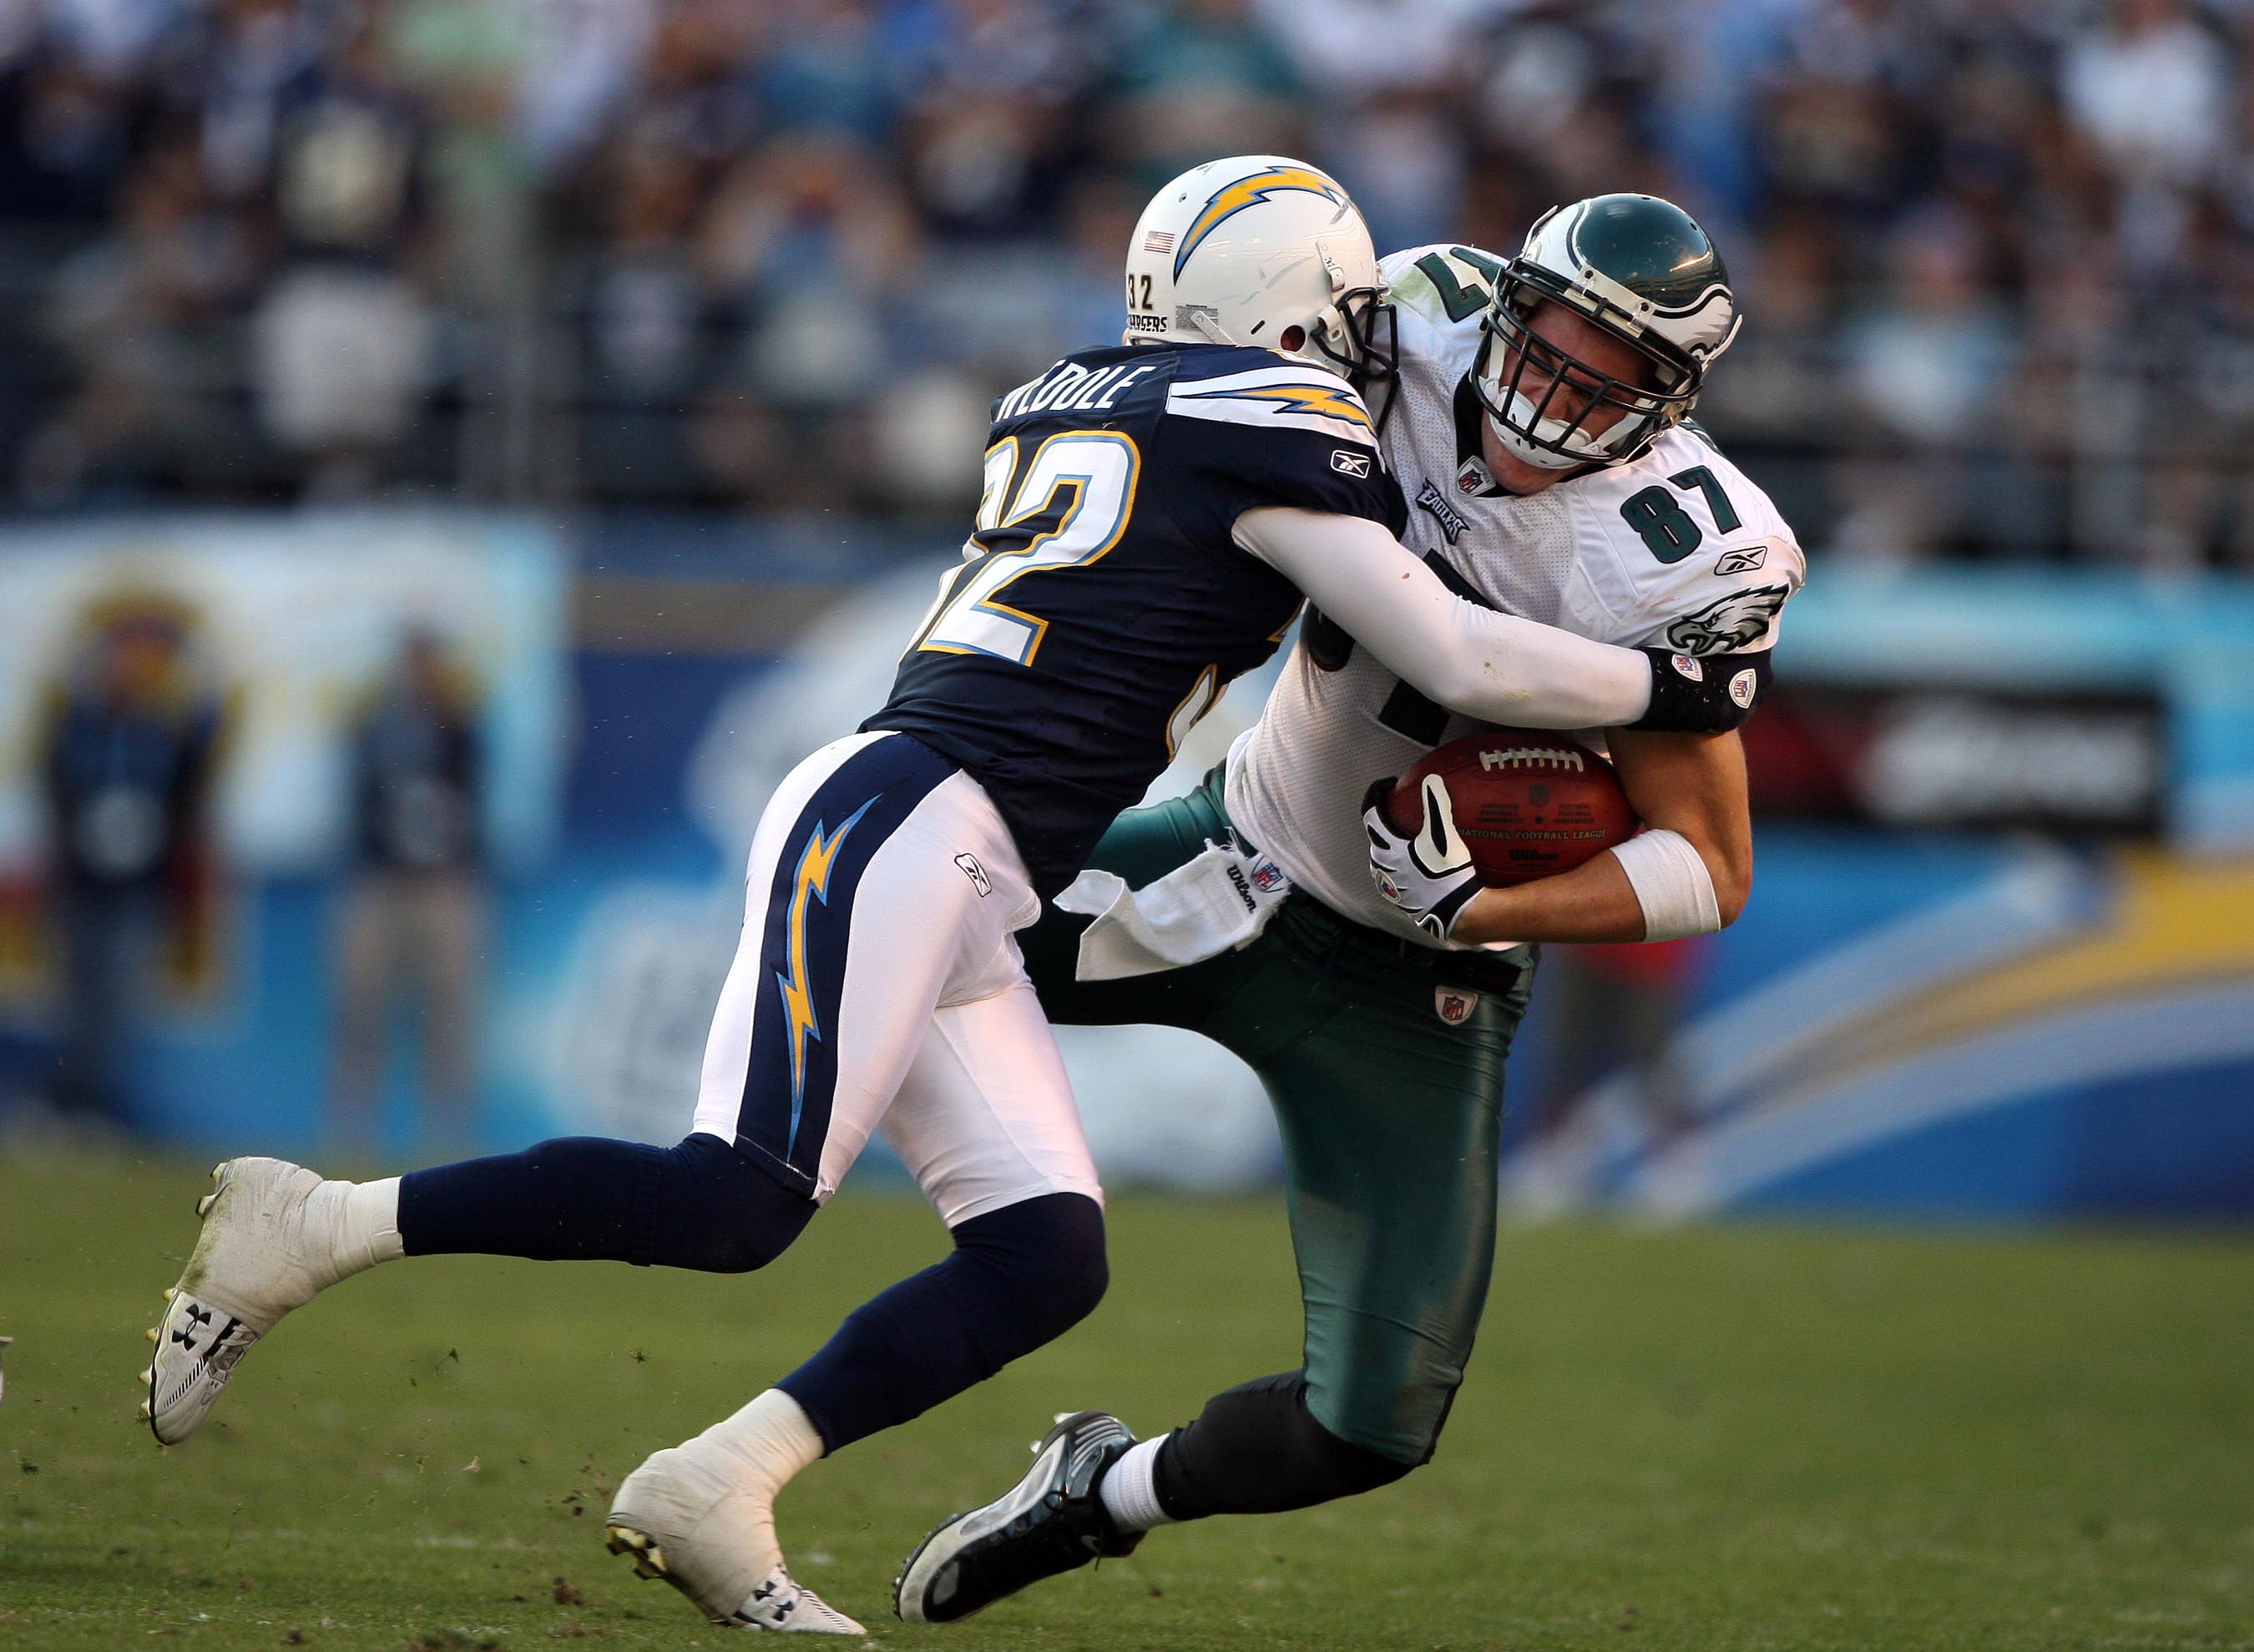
[1164,362,1378,449]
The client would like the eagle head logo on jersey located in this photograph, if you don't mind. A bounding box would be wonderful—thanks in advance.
[1175,164,1347,278]
[1664,585,1791,656]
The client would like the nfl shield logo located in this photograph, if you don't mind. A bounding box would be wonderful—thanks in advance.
[1434,988,1478,1026]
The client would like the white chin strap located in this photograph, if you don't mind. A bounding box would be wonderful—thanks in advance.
[1180,305,1239,346]
[1488,391,1615,471]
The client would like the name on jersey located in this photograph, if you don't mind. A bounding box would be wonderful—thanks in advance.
[1415,478,1470,543]
[994,361,1160,422]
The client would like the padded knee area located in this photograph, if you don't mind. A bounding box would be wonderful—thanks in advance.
[648,1133,817,1272]
[1153,1371,1417,1520]
[952,1190,1109,1351]
[1302,1331,1463,1466]
[778,1191,1107,1453]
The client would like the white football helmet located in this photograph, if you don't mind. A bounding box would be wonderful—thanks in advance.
[1473,193,1742,471]
[1123,155,1392,384]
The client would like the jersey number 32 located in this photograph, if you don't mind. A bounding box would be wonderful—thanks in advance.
[912,432,1141,666]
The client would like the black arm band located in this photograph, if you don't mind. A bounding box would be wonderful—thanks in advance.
[1633,648,1772,734]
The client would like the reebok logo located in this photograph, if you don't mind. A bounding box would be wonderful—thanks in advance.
[954,854,991,897]
[1330,449,1372,477]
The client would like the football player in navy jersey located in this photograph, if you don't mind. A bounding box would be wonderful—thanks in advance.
[140,157,1758,1634]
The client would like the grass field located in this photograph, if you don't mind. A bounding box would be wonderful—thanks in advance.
[2,1157,2251,1650]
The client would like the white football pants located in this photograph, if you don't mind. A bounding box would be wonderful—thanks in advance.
[689,731,1102,1227]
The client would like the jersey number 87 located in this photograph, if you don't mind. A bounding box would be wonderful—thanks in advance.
[911,432,1142,667]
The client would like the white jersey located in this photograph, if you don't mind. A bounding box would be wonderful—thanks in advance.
[1226,243,1807,946]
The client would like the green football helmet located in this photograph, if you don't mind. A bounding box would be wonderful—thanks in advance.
[1472,193,1741,471]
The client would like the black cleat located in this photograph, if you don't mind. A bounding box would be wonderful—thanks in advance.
[893,1410,1143,1624]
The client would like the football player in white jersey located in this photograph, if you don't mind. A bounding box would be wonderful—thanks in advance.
[896,194,1805,1624]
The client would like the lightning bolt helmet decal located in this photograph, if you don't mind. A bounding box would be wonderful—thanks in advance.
[1174,164,1349,280]
[1123,155,1387,381]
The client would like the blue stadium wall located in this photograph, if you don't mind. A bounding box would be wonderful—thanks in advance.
[1,514,2248,1223]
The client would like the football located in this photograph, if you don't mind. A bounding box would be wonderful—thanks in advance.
[1384,729,1640,887]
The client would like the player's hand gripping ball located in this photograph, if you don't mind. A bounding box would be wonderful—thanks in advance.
[1362,772,1483,941]
[1380,730,1640,888]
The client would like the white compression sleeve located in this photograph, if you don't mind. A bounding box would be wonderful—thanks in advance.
[1232,507,1653,730]
[1610,828,1723,941]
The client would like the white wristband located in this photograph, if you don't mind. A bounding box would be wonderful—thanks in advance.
[1610,828,1722,941]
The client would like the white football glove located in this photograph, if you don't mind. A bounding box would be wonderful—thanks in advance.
[1362,774,1482,942]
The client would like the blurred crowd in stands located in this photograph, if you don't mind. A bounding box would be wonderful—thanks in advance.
[2,0,2251,563]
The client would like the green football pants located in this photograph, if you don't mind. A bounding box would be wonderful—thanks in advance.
[1017,768,1533,1464]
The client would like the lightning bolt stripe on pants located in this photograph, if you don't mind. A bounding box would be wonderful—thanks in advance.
[735,735,961,1192]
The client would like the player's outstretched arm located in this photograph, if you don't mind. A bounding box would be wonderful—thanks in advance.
[1232,508,1751,735]
[1446,727,1752,947]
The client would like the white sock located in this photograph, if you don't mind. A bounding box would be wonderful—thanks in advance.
[699,1388,825,1499]
[687,1389,825,1580]
[1099,1434,1179,1533]
[305,1176,405,1283]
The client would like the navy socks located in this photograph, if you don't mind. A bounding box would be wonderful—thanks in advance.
[397,1138,1107,1457]
[398,1134,816,1271]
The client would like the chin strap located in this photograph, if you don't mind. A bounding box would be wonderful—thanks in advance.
[1178,304,1236,346]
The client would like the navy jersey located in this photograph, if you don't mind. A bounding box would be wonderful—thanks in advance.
[866,341,1394,897]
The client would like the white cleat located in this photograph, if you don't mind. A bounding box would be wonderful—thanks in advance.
[143,1158,341,1446]
[607,1446,865,1634]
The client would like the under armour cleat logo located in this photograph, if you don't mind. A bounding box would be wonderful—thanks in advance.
[171,1305,214,1351]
